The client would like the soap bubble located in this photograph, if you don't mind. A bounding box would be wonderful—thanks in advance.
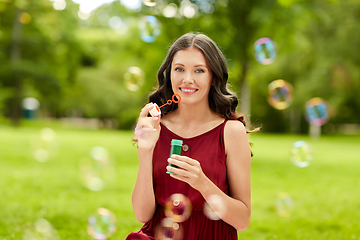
[164,194,192,223]
[79,146,114,191]
[23,218,60,240]
[267,79,293,110]
[87,208,117,240]
[124,66,145,91]
[254,37,277,65]
[138,15,162,43]
[203,194,225,221]
[155,218,183,240]
[143,0,158,7]
[274,192,294,217]
[305,97,330,126]
[30,128,58,162]
[290,141,313,168]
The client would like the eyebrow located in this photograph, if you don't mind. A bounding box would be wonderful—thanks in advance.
[173,63,208,68]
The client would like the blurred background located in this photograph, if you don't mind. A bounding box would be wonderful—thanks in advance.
[1,0,360,239]
[1,0,359,133]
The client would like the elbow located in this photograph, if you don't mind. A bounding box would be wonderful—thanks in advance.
[134,211,152,223]
[236,221,250,231]
[235,214,251,231]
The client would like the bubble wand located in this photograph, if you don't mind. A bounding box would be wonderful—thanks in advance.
[149,94,181,117]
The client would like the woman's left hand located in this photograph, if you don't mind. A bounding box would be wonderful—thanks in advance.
[166,155,207,190]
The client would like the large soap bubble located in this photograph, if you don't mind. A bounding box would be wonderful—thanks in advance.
[203,194,225,221]
[267,79,293,110]
[124,66,145,91]
[155,217,183,240]
[164,193,192,223]
[79,146,114,191]
[31,128,59,162]
[254,37,277,65]
[290,141,313,168]
[23,218,60,240]
[138,15,162,43]
[274,192,294,217]
[305,97,330,126]
[87,208,117,240]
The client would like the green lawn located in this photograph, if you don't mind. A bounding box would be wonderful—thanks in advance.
[0,123,359,239]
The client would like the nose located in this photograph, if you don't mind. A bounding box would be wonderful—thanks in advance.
[182,71,194,84]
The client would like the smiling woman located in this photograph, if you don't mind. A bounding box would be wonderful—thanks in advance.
[127,33,256,240]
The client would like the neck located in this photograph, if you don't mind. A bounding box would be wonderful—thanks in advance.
[172,101,217,124]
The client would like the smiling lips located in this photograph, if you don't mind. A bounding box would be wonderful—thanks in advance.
[179,87,198,94]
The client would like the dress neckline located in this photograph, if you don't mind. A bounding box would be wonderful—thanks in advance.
[160,120,227,140]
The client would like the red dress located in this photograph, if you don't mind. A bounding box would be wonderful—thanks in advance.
[126,120,238,240]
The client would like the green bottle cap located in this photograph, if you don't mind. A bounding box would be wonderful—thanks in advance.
[171,139,183,146]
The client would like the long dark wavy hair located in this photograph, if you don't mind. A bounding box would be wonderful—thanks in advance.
[149,33,248,126]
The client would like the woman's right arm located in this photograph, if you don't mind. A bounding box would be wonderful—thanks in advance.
[131,103,161,223]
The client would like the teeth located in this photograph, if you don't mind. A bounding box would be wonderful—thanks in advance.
[181,88,196,92]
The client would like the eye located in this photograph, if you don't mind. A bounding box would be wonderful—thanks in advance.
[175,67,184,72]
[195,69,204,73]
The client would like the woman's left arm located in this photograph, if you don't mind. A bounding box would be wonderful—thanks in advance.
[222,120,251,230]
[166,120,251,231]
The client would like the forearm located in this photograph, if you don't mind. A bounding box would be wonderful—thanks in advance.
[199,178,251,231]
[131,149,157,223]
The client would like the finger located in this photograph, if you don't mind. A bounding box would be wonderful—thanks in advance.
[152,115,161,129]
[134,127,156,138]
[139,103,154,118]
[169,173,187,182]
[171,155,199,167]
[166,165,194,178]
[168,158,194,170]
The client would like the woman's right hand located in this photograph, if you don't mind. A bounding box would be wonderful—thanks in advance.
[134,103,161,150]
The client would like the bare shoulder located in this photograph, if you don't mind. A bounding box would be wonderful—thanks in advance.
[224,120,247,138]
[224,120,249,154]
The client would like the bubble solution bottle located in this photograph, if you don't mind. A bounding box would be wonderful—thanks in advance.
[166,139,183,174]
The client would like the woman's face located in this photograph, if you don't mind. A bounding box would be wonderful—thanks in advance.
[170,47,213,106]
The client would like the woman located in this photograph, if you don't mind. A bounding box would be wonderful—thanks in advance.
[127,33,253,240]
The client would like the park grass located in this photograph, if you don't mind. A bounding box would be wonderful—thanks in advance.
[0,123,359,240]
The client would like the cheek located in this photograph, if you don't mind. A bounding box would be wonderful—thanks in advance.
[171,72,182,83]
